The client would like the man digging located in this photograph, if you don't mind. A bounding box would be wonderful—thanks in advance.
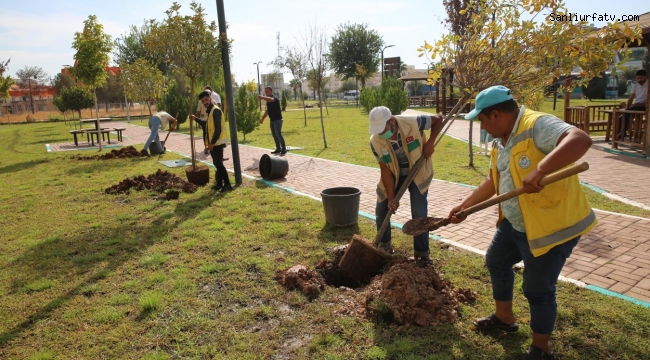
[449,85,596,360]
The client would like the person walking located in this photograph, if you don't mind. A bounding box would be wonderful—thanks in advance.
[368,106,442,265]
[141,111,176,157]
[449,85,597,360]
[258,86,286,155]
[191,90,232,192]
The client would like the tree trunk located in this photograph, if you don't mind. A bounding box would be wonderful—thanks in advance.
[318,87,327,148]
[468,118,474,168]
[300,86,307,127]
[146,100,152,117]
[189,77,196,170]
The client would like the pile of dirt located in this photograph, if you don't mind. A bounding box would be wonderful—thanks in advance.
[278,243,477,327]
[73,146,145,160]
[361,260,476,326]
[275,265,326,300]
[105,169,197,197]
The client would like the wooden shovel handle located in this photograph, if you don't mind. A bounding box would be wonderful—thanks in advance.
[454,162,589,219]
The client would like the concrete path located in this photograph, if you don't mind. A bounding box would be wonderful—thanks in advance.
[49,122,650,305]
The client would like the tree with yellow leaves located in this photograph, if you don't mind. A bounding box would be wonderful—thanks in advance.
[421,0,642,166]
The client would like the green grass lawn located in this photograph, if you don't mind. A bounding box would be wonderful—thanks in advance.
[0,122,649,358]
[130,103,650,219]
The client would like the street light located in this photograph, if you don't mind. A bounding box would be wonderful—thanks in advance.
[381,44,395,80]
[253,61,262,111]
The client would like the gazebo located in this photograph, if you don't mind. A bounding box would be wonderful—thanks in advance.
[563,12,650,156]
[399,68,472,115]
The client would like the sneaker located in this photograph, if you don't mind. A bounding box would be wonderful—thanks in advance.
[271,149,281,154]
[140,149,150,157]
[521,345,555,360]
[219,185,233,193]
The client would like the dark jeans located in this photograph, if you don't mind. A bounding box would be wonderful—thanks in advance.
[617,104,646,138]
[486,218,579,334]
[375,175,429,257]
[270,120,286,151]
[210,145,230,187]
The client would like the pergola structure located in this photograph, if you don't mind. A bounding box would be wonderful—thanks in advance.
[399,68,471,115]
[563,12,650,156]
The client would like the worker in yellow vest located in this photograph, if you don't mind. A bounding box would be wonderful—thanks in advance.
[368,106,443,266]
[191,90,232,192]
[449,85,596,360]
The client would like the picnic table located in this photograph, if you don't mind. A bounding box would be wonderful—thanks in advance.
[69,118,113,147]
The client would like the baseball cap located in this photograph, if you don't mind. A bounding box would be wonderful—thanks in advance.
[464,85,514,120]
[369,106,392,134]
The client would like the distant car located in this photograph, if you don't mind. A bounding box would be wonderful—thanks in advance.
[343,90,359,101]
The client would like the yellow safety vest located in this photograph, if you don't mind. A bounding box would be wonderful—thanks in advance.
[370,116,433,203]
[205,106,228,146]
[490,109,597,257]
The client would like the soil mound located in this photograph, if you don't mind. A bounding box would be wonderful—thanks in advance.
[275,265,326,300]
[73,146,145,160]
[105,169,197,197]
[362,260,476,326]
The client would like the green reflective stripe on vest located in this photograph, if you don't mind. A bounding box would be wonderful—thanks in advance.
[510,128,534,148]
[528,210,596,250]
[381,154,392,164]
[407,138,421,152]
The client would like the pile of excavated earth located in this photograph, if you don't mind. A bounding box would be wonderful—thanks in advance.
[105,169,197,200]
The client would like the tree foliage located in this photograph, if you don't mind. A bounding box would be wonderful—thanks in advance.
[146,1,224,168]
[96,71,125,111]
[274,46,309,125]
[114,21,166,72]
[234,81,260,141]
[0,59,15,100]
[303,23,330,147]
[337,80,357,93]
[423,0,643,166]
[16,66,49,113]
[60,86,95,119]
[443,0,479,39]
[156,73,190,128]
[581,72,607,100]
[72,15,113,89]
[329,22,384,88]
[280,89,288,110]
[120,58,169,116]
[359,76,407,115]
[52,95,68,115]
[51,72,75,93]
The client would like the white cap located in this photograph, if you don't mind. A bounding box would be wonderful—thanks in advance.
[368,106,391,134]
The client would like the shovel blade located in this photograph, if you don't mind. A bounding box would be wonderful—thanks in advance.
[402,217,447,236]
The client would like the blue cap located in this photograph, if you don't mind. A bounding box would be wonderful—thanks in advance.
[464,85,514,120]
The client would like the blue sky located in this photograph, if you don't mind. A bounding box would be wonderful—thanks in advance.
[0,0,647,84]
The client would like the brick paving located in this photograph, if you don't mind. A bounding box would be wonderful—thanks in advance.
[51,121,650,304]
[404,109,650,208]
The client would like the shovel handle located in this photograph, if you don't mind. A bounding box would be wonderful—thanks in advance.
[455,162,589,219]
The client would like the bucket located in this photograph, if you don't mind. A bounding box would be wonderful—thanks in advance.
[320,187,361,227]
[149,141,165,155]
[259,154,289,180]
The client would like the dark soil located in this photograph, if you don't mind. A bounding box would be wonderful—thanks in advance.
[105,169,197,198]
[279,243,477,327]
[72,146,145,160]
[402,217,447,236]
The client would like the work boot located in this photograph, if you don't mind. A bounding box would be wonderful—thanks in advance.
[280,149,287,155]
[271,149,281,154]
[140,149,150,157]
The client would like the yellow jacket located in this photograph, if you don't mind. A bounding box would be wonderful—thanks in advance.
[204,105,228,146]
[370,116,433,203]
[490,109,597,257]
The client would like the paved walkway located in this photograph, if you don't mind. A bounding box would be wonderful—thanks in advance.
[404,109,650,209]
[50,122,650,304]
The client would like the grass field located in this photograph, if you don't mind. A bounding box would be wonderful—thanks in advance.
[0,121,649,359]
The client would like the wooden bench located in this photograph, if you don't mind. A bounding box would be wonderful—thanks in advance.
[82,129,112,146]
[564,103,625,137]
[113,127,126,142]
[69,130,85,146]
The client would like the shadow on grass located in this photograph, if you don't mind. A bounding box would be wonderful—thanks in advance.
[0,159,50,175]
[317,223,361,244]
[0,191,219,345]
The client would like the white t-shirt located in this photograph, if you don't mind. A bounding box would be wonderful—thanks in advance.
[632,80,648,105]
[153,111,174,130]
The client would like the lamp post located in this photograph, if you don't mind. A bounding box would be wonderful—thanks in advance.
[253,61,262,111]
[381,44,395,80]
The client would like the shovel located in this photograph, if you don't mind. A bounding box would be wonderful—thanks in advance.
[401,162,590,237]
